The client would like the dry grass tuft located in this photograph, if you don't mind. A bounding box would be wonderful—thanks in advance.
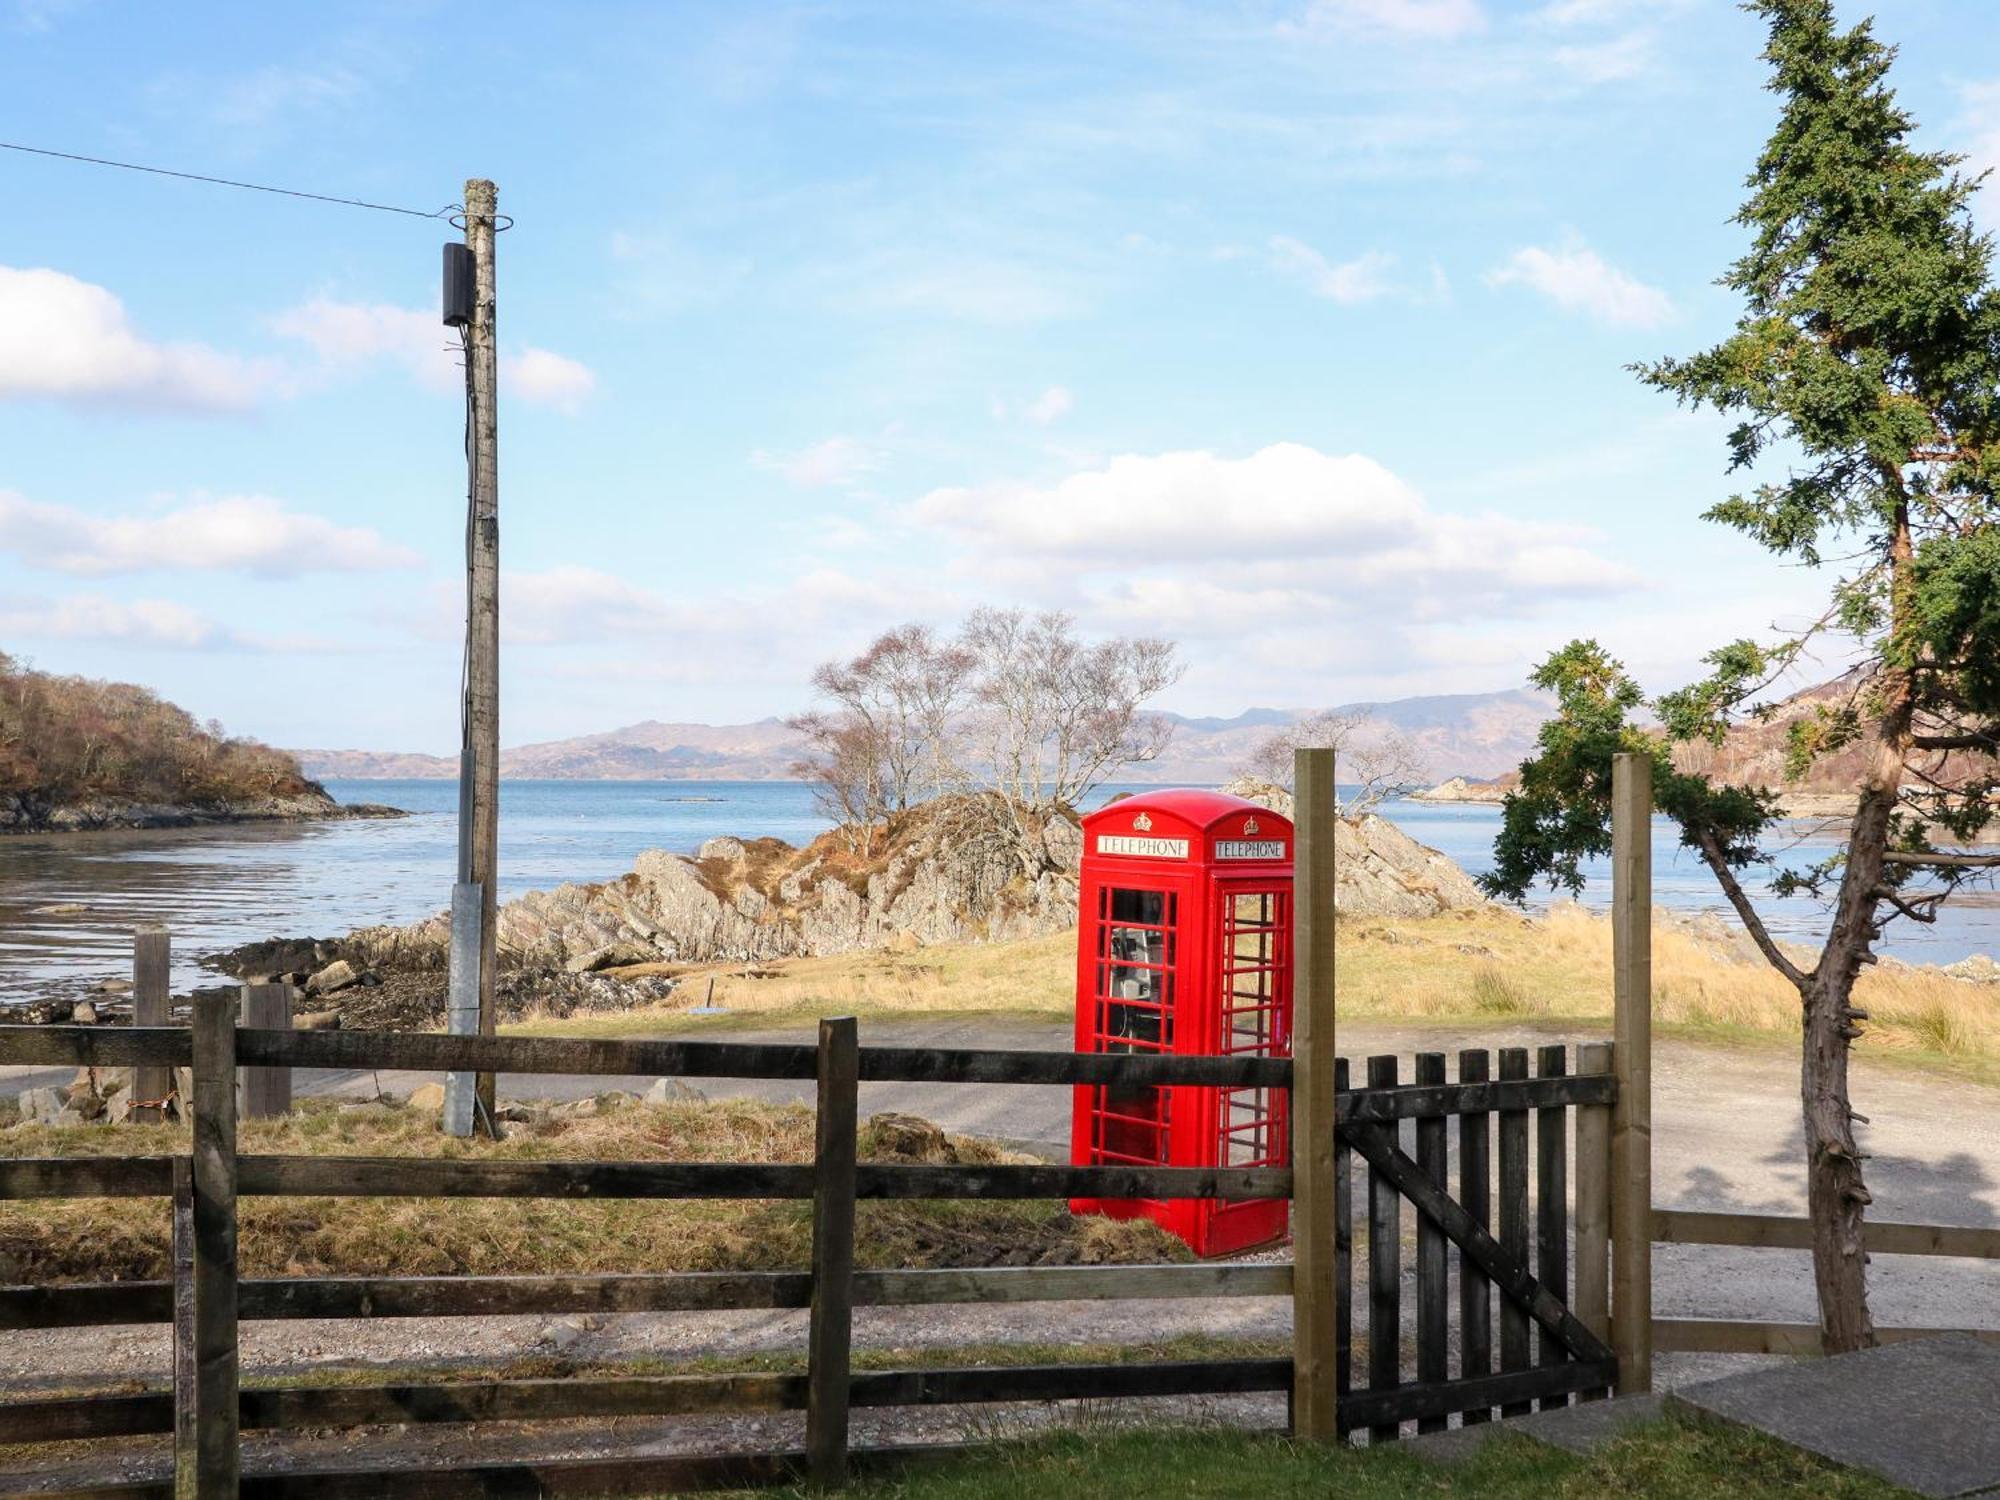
[0,1096,1187,1286]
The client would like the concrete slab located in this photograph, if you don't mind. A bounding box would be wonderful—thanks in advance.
[1403,1393,1666,1466]
[1667,1334,2000,1498]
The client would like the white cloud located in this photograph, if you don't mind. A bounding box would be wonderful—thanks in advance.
[269,297,456,391]
[0,266,269,412]
[1267,237,1397,304]
[911,442,1638,621]
[270,297,597,410]
[0,593,235,649]
[1284,0,1486,41]
[506,348,597,413]
[1551,32,1656,83]
[1023,386,1075,426]
[0,491,420,578]
[1485,239,1673,328]
[752,436,881,489]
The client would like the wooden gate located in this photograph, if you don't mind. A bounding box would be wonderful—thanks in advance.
[1330,1041,1619,1438]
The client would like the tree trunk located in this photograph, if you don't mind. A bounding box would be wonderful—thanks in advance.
[1800,965,1875,1354]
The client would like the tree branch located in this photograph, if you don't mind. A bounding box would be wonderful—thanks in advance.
[1880,850,2000,868]
[1912,731,1999,750]
[1872,886,1942,924]
[1694,826,1809,988]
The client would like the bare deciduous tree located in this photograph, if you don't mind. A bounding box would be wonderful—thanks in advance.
[788,611,1183,868]
[786,625,978,849]
[962,607,1182,868]
[784,709,892,854]
[1243,710,1427,815]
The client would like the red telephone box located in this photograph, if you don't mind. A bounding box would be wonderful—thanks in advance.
[1068,788,1294,1258]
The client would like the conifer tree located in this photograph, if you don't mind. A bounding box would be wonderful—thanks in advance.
[1484,0,2000,1352]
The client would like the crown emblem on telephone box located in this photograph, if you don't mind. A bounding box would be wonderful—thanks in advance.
[1133,813,1153,831]
[1244,817,1260,835]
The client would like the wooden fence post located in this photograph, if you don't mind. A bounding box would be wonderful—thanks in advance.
[133,927,172,1125]
[806,1016,859,1486]
[1609,752,1653,1395]
[237,982,294,1119]
[1574,1038,1613,1401]
[1290,746,1339,1442]
[191,991,240,1495]
[171,1156,195,1497]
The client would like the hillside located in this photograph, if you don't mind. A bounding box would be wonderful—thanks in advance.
[1417,670,2000,819]
[296,689,1555,784]
[0,655,396,833]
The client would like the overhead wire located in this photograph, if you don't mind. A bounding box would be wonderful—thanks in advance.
[0,139,513,227]
[0,139,463,220]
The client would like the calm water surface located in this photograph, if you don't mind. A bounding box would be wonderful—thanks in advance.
[0,779,1991,1005]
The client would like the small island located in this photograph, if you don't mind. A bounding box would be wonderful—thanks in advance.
[0,653,402,834]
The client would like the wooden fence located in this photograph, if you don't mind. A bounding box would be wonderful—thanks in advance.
[0,1006,1639,1497]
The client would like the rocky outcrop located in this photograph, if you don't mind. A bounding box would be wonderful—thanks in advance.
[344,793,1083,972]
[1219,779,1490,918]
[0,788,403,835]
[1412,774,1514,805]
[331,784,1488,980]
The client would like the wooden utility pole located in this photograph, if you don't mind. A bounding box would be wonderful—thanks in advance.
[446,177,502,1133]
[1290,746,1339,1440]
[1609,751,1654,1393]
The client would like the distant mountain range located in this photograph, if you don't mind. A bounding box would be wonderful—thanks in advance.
[294,688,1556,785]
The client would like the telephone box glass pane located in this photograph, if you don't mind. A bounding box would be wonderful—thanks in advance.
[1087,886,1177,1167]
[1219,889,1287,1168]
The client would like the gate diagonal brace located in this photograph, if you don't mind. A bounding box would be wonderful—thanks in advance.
[1340,1123,1614,1367]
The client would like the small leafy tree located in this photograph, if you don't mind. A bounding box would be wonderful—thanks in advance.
[1484,0,2000,1354]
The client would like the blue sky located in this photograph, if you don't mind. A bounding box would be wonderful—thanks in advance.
[3,0,1998,752]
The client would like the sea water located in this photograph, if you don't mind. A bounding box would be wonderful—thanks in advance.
[0,779,1990,1005]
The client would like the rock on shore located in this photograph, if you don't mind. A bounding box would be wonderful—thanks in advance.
[1219,779,1490,918]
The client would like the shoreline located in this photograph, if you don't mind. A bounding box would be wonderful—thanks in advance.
[0,795,406,837]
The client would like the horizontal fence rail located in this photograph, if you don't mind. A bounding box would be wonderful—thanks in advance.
[2,1357,1297,1446]
[1654,1209,2000,1260]
[1653,1319,2000,1356]
[0,1024,1612,1114]
[0,1264,1294,1331]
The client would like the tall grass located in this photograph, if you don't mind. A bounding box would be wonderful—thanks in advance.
[514,901,2000,1075]
[1342,901,2000,1069]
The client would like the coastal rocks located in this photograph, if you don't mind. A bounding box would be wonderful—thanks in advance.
[304,960,360,996]
[13,1067,133,1127]
[644,1078,707,1105]
[565,940,656,975]
[1220,778,1491,918]
[342,792,1083,976]
[1412,775,1513,804]
[327,786,1491,986]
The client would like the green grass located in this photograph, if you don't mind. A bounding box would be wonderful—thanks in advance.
[747,1421,1909,1500]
